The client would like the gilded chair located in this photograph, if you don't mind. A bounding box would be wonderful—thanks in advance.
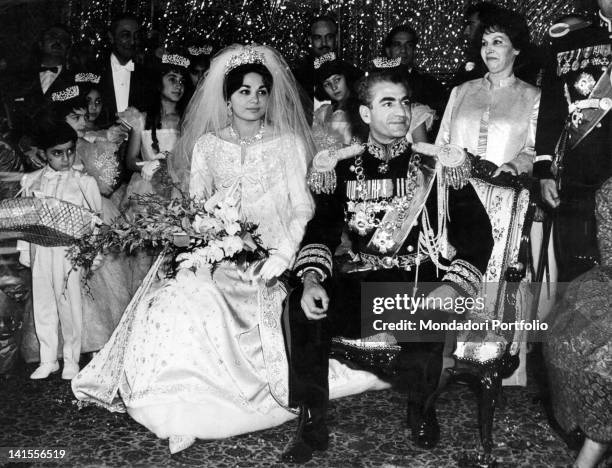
[330,169,535,466]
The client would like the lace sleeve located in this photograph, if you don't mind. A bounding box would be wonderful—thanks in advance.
[189,134,214,200]
[276,135,315,263]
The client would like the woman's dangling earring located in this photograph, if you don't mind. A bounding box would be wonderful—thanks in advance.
[227,103,233,117]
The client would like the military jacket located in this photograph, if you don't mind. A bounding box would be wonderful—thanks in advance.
[294,139,493,298]
[534,16,612,193]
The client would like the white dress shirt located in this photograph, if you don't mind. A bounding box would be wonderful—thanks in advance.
[39,65,62,94]
[110,53,134,113]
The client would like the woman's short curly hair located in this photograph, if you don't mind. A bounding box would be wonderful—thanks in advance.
[478,8,531,54]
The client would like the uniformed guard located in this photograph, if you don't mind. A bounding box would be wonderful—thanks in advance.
[535,0,612,281]
[281,63,493,463]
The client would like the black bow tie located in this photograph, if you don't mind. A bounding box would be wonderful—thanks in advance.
[40,66,59,73]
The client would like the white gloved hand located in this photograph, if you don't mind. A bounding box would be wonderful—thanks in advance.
[259,254,290,281]
[105,124,129,144]
[18,250,30,268]
[136,155,165,182]
[90,253,104,271]
[117,107,144,132]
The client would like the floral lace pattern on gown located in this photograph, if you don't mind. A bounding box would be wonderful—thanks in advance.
[543,177,612,443]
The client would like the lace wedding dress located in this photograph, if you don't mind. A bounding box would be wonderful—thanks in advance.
[72,133,387,452]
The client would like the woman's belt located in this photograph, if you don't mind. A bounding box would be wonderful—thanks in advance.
[339,252,431,273]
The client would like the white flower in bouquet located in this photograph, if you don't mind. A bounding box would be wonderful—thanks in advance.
[223,221,241,236]
[207,239,226,262]
[192,213,223,234]
[221,235,244,256]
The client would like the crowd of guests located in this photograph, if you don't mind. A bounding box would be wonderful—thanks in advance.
[0,2,610,467]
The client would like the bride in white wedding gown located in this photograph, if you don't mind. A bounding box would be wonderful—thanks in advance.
[72,44,387,455]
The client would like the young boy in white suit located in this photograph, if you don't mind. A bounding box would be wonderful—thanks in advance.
[18,120,102,380]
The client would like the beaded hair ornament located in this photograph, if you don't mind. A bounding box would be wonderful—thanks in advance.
[51,85,79,102]
[314,52,336,69]
[371,56,402,69]
[162,54,190,68]
[74,73,101,84]
[188,45,213,56]
[224,46,266,75]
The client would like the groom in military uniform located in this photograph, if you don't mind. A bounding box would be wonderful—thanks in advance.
[536,0,612,281]
[281,63,493,463]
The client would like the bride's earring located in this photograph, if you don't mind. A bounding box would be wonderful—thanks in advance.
[227,103,233,117]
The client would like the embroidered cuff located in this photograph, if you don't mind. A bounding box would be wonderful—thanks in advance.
[442,259,482,298]
[533,159,554,180]
[298,267,326,283]
[294,243,333,279]
[307,169,337,194]
[534,155,553,162]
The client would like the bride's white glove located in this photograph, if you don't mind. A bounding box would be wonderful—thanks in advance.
[136,153,166,182]
[259,254,290,281]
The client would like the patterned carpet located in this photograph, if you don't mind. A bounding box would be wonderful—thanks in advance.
[1,353,610,468]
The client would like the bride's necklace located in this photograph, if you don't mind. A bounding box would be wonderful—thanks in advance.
[229,121,265,146]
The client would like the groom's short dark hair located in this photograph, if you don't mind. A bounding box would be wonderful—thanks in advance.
[356,69,411,107]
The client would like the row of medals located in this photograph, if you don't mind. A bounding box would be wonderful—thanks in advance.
[557,44,611,75]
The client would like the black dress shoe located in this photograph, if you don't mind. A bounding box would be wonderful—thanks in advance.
[281,406,329,463]
[412,408,440,449]
[303,421,329,450]
[281,437,313,464]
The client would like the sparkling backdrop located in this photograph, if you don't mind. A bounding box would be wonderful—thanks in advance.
[65,0,592,74]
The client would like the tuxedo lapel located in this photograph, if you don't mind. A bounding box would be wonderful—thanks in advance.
[43,67,75,98]
[101,62,118,117]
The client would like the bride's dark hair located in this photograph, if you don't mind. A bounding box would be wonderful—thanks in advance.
[174,44,316,195]
[223,63,273,100]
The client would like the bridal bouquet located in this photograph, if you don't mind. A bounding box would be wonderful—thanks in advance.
[67,191,267,277]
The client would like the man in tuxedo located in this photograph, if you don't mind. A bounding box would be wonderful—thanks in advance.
[6,23,75,145]
[292,15,339,120]
[99,13,151,122]
[383,24,448,123]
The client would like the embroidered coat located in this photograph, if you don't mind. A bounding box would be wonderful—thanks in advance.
[294,139,493,298]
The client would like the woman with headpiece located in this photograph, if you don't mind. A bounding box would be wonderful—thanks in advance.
[70,73,129,206]
[120,51,192,217]
[311,52,366,146]
[72,44,316,454]
[187,44,213,87]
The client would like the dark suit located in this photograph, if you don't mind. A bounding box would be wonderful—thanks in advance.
[5,64,76,142]
[534,20,612,281]
[404,67,448,118]
[292,54,331,125]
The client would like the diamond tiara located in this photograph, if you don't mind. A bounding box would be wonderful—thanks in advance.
[188,45,213,56]
[51,85,79,102]
[162,54,190,68]
[314,52,337,69]
[74,73,101,84]
[224,46,266,74]
[371,57,402,69]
